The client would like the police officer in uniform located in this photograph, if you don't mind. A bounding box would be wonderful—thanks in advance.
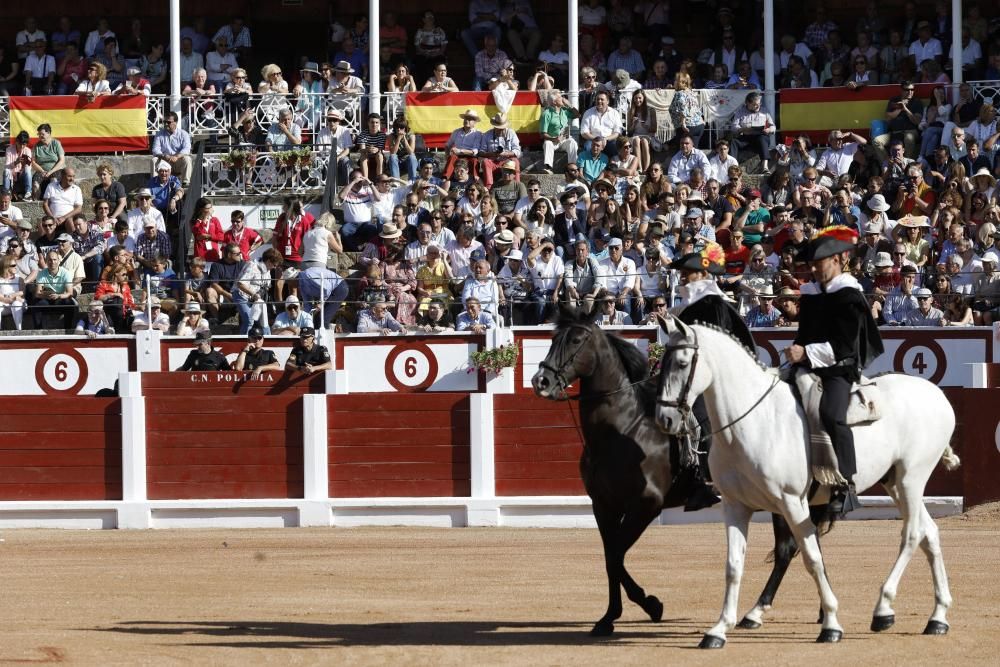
[177,330,231,371]
[285,327,333,374]
[785,226,884,516]
[234,324,282,379]
[669,242,756,510]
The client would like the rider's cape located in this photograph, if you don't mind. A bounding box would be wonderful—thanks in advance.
[676,279,757,355]
[794,275,884,382]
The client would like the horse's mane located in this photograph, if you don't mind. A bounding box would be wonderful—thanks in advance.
[690,322,771,372]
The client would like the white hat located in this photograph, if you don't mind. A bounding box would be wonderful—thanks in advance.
[155,160,172,172]
[184,301,201,313]
[494,229,515,244]
[756,285,776,298]
[983,251,999,265]
[505,249,523,261]
[972,167,996,186]
[873,251,893,268]
[285,294,300,305]
[867,194,890,212]
[914,287,933,298]
[864,221,881,235]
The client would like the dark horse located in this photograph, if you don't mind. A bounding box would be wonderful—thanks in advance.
[531,306,813,636]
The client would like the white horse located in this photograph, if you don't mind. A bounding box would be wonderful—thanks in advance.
[654,317,960,648]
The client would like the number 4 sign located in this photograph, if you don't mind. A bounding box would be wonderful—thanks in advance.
[893,340,946,385]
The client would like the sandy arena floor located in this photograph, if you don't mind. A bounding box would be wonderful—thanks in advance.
[1,506,998,666]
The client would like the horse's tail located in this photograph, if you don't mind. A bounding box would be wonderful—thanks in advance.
[939,445,961,471]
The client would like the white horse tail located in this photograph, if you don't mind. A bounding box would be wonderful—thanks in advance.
[940,445,961,471]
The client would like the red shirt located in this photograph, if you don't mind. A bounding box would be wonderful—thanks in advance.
[273,212,313,263]
[724,245,750,275]
[192,216,225,262]
[224,224,262,261]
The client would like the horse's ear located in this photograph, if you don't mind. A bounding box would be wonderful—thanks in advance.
[656,313,675,335]
[558,300,578,322]
[674,317,693,341]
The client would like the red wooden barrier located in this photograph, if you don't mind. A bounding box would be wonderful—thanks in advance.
[494,394,585,496]
[0,397,121,500]
[952,389,1000,508]
[144,373,306,499]
[327,394,471,497]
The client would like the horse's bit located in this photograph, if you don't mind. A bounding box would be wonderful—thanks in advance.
[538,325,593,398]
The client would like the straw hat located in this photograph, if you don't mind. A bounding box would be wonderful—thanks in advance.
[334,60,355,74]
[459,108,481,121]
[489,112,508,129]
[379,223,403,239]
[971,167,996,186]
[897,214,931,228]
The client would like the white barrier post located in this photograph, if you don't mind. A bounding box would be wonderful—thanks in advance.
[118,371,151,529]
[134,329,163,372]
[300,394,332,526]
[468,392,499,526]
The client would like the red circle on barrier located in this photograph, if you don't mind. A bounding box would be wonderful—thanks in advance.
[34,348,89,395]
[892,338,946,385]
[384,343,439,392]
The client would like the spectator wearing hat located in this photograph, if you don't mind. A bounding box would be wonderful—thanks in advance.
[580,91,623,156]
[131,297,171,333]
[43,168,83,232]
[495,248,529,323]
[599,236,636,314]
[816,130,867,186]
[4,132,33,201]
[909,20,943,67]
[273,294,312,336]
[286,327,333,373]
[327,59,364,98]
[442,110,483,181]
[315,109,354,186]
[773,287,800,327]
[973,252,1000,324]
[126,188,166,240]
[177,330,231,370]
[682,207,716,252]
[864,193,895,239]
[234,325,281,379]
[744,285,780,328]
[904,287,945,326]
[74,297,112,337]
[175,301,211,336]
[117,65,152,96]
[152,111,193,186]
[667,135,711,186]
[477,113,521,188]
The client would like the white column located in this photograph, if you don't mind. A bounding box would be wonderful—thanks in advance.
[300,394,332,526]
[368,0,381,116]
[118,372,150,528]
[169,0,182,114]
[951,0,963,85]
[467,393,500,526]
[763,0,776,123]
[134,329,163,372]
[567,0,580,109]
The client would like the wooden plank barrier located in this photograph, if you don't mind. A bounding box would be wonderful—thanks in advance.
[327,393,471,497]
[0,397,122,500]
[494,394,585,496]
[954,389,1000,508]
[143,372,308,499]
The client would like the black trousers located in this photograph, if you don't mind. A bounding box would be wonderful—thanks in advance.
[818,375,856,482]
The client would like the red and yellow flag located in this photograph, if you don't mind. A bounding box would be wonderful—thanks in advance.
[405,91,542,148]
[779,83,937,144]
[9,95,148,153]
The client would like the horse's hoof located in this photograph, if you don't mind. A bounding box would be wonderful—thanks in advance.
[643,595,664,622]
[816,628,843,643]
[737,617,762,630]
[698,634,726,649]
[923,620,949,635]
[590,621,614,637]
[870,614,895,632]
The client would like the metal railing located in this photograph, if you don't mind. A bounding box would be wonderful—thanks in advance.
[201,148,330,196]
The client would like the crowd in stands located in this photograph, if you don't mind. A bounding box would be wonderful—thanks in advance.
[3,4,1000,337]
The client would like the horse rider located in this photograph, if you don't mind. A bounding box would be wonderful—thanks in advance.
[784,226,884,516]
[670,242,756,511]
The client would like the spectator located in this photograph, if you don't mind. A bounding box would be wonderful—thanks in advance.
[422,62,459,93]
[263,108,301,154]
[461,258,501,317]
[177,330,231,370]
[904,287,944,326]
[258,63,288,95]
[442,110,483,181]
[782,55,819,88]
[477,114,521,189]
[133,218,172,275]
[189,198,224,262]
[473,34,508,91]
[213,16,252,61]
[180,18,211,56]
[0,256,27,330]
[816,130,867,186]
[909,20,943,67]
[70,214,105,285]
[179,68,215,129]
[75,60,111,101]
[202,242,245,321]
[414,11,448,82]
[205,37,238,92]
[83,18,115,58]
[146,162,184,219]
[32,249,75,330]
[23,39,56,96]
[881,265,919,324]
[894,164,935,217]
[175,301,211,336]
[315,109,354,187]
[224,210,263,262]
[538,35,570,89]
[273,196,313,270]
[338,171,379,247]
[455,295,495,332]
[178,37,203,87]
[285,327,333,374]
[89,164,127,223]
[30,124,65,202]
[709,30,746,79]
[4,131,32,201]
[386,62,417,93]
[744,285,781,327]
[152,112,192,186]
[599,237,635,316]
[234,248,282,335]
[606,36,645,82]
[55,42,86,95]
[580,91,622,156]
[234,325,283,379]
[669,73,705,148]
[0,190,23,248]
[355,113,387,179]
[332,38,367,80]
[462,1,503,58]
[875,81,924,159]
[595,290,633,326]
[126,188,165,239]
[357,295,405,334]
[416,297,456,331]
[16,17,45,60]
[43,168,84,231]
[731,92,776,173]
[75,300,114,337]
[273,294,312,336]
[667,135,711,185]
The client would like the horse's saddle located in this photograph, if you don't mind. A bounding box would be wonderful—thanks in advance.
[794,369,882,487]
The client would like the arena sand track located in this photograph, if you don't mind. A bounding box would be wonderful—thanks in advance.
[1,509,998,665]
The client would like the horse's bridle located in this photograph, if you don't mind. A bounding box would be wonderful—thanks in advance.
[538,324,593,398]
[656,328,701,431]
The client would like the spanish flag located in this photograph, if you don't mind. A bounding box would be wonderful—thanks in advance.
[405,91,542,148]
[779,83,936,144]
[9,95,148,153]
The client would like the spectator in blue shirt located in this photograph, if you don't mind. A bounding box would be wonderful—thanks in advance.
[151,112,192,186]
[147,161,184,216]
[744,286,781,327]
[578,137,610,184]
[456,296,495,332]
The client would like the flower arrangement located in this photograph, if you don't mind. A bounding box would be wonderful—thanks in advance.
[274,147,314,169]
[469,344,519,374]
[647,342,665,375]
[221,148,252,170]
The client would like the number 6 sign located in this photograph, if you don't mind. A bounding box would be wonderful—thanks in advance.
[384,343,439,392]
[34,348,89,395]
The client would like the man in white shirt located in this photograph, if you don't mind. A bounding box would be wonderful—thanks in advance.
[579,91,623,155]
[16,17,46,59]
[23,40,57,95]
[538,35,570,88]
[524,237,564,324]
[815,130,866,186]
[83,18,116,58]
[960,28,983,74]
[709,139,739,184]
[126,188,166,239]
[777,34,813,72]
[315,109,354,185]
[667,134,711,184]
[42,169,83,229]
[599,237,637,315]
[908,21,943,66]
[445,226,484,279]
[950,239,983,296]
[178,37,204,86]
[205,37,239,91]
[0,191,23,247]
